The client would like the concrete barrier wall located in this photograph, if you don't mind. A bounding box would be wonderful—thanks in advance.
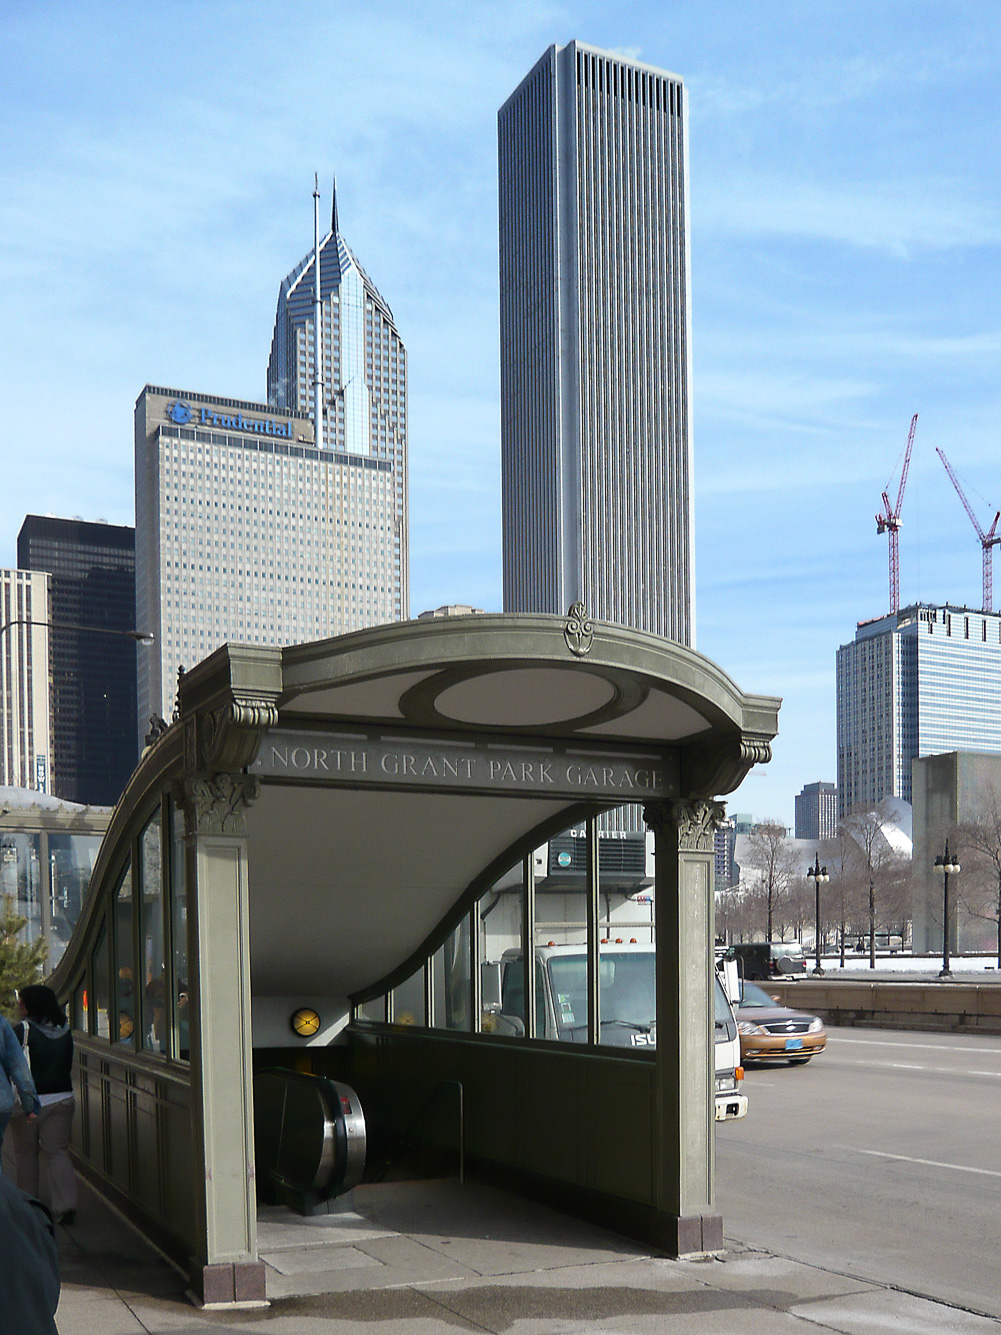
[768,979,1001,1036]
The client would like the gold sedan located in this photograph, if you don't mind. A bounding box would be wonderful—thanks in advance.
[736,979,827,1065]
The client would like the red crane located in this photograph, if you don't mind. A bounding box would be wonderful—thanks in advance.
[875,413,918,614]
[935,447,1001,613]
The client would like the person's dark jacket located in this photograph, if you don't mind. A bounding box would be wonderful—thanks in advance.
[14,1020,73,1097]
[0,1172,59,1333]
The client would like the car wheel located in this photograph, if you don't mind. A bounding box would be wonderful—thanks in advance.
[789,1056,811,1065]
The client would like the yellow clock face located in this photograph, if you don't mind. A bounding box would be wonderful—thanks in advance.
[290,1007,320,1037]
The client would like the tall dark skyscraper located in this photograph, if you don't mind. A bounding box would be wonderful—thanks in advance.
[17,516,138,806]
[498,41,694,645]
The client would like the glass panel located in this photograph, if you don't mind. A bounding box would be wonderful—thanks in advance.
[598,805,655,1048]
[73,977,89,1034]
[47,833,103,970]
[537,822,589,1039]
[113,865,135,1046]
[356,995,386,1022]
[0,832,42,947]
[431,917,470,1032]
[477,868,523,1036]
[391,968,425,1027]
[170,803,189,1061]
[138,813,166,1054]
[92,920,110,1039]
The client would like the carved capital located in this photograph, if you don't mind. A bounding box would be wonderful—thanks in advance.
[644,798,725,853]
[182,773,261,836]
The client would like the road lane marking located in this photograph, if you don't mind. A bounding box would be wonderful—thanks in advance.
[849,1148,1001,1179]
[833,1037,1001,1056]
[886,1062,1001,1078]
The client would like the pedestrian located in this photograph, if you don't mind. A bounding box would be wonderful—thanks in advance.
[0,1009,39,1161]
[10,985,77,1225]
[0,1171,60,1334]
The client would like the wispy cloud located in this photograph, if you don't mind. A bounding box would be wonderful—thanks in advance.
[696,175,1001,255]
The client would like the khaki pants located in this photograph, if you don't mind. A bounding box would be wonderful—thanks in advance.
[11,1098,77,1218]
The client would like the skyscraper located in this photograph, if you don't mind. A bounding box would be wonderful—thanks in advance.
[0,568,52,791]
[794,781,838,842]
[135,386,403,730]
[267,183,407,619]
[836,603,1001,818]
[17,516,137,806]
[498,42,693,644]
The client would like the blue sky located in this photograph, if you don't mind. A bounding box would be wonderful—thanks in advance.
[2,1,1000,826]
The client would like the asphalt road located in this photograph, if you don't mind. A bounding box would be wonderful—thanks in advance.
[716,1025,1001,1320]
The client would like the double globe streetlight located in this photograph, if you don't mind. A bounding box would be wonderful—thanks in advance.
[933,841,961,980]
[806,853,829,976]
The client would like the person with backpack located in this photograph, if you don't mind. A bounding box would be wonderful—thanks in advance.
[0,1010,39,1158]
[11,985,77,1225]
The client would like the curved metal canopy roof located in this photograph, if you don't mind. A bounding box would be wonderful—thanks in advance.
[54,614,779,1017]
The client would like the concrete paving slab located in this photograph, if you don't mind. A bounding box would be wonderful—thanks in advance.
[263,1233,477,1300]
[792,1287,1001,1334]
[404,1276,818,1335]
[257,1212,397,1251]
[352,1179,647,1277]
[694,1249,882,1302]
[54,1291,149,1335]
[262,1243,385,1276]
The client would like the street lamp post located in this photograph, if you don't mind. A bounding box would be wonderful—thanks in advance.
[807,853,829,975]
[933,840,961,980]
[0,618,154,791]
[0,618,154,645]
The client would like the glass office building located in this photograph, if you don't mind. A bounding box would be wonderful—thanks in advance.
[266,183,407,624]
[17,516,137,806]
[836,604,1001,816]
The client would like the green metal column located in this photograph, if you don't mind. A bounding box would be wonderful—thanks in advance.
[644,798,724,1256]
[183,773,266,1308]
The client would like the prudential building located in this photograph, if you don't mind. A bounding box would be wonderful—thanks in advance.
[135,190,408,732]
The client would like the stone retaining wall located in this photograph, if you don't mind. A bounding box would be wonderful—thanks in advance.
[768,979,1001,1036]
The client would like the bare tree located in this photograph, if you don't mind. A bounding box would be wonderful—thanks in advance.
[956,786,1001,968]
[741,821,800,941]
[821,824,865,967]
[841,802,906,968]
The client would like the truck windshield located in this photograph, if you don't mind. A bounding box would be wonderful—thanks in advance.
[547,953,655,1032]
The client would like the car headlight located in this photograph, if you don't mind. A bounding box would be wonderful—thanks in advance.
[808,1017,824,1033]
[737,1021,767,1036]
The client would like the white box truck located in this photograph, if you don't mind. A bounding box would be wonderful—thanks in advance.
[485,943,747,1121]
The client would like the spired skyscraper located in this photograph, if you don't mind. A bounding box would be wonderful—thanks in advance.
[498,41,693,645]
[267,182,408,621]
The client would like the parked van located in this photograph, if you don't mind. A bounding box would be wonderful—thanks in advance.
[731,941,807,979]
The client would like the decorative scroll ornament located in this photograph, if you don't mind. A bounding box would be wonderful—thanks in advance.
[564,603,594,657]
[184,773,261,836]
[643,798,726,853]
[203,699,280,772]
[683,735,773,799]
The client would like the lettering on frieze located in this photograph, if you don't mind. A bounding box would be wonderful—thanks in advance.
[250,730,677,800]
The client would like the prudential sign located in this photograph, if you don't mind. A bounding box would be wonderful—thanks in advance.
[166,399,293,439]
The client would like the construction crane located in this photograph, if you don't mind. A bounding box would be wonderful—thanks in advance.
[875,413,918,614]
[936,447,1001,613]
